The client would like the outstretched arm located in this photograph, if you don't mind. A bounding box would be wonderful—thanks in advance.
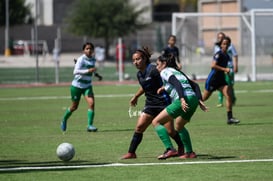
[130,87,144,107]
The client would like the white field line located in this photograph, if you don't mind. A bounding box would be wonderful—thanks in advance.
[0,159,273,172]
[0,94,134,101]
[0,89,273,101]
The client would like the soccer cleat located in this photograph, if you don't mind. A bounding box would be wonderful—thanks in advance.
[121,152,137,159]
[61,120,67,132]
[216,103,223,108]
[87,125,98,132]
[227,118,240,125]
[179,152,197,159]
[177,146,185,156]
[157,149,178,160]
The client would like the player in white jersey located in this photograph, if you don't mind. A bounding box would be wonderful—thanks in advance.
[153,54,207,159]
[61,42,98,132]
[214,32,238,107]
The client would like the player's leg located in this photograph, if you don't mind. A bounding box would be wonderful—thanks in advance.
[220,85,239,124]
[175,96,198,159]
[152,109,177,159]
[84,87,97,132]
[122,113,153,159]
[164,120,184,156]
[203,77,214,101]
[61,86,81,131]
[202,89,212,101]
[217,91,224,107]
[175,117,197,159]
[229,72,236,105]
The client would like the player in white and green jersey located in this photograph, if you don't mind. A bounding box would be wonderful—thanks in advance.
[153,54,207,159]
[61,42,98,132]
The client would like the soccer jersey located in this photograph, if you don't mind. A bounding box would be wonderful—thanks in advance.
[162,46,179,61]
[72,54,96,89]
[137,64,171,107]
[205,50,229,91]
[214,44,237,69]
[160,67,196,102]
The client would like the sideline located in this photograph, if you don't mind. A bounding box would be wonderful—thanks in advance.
[1,159,273,172]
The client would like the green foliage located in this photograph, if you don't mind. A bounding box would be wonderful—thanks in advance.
[0,0,33,26]
[67,0,147,37]
[66,0,149,58]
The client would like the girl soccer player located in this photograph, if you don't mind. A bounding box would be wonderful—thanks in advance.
[203,36,239,124]
[214,32,238,107]
[121,47,184,159]
[153,54,207,159]
[61,42,98,132]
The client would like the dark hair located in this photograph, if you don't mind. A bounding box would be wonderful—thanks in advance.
[217,32,226,38]
[157,53,179,71]
[82,42,94,50]
[220,36,231,47]
[135,46,152,65]
[215,32,226,46]
[168,35,176,41]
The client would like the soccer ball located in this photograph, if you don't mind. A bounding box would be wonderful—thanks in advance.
[124,73,131,80]
[56,142,75,161]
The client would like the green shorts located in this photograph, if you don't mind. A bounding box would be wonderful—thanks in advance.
[166,96,198,121]
[225,71,234,86]
[70,85,94,102]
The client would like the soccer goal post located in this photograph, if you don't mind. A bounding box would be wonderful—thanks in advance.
[172,9,273,81]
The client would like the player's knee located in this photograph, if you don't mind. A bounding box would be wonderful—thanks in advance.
[70,106,78,112]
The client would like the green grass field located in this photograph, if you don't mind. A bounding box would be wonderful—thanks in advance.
[0,81,273,180]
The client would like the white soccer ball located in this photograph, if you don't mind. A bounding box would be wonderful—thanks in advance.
[124,73,131,80]
[56,142,75,161]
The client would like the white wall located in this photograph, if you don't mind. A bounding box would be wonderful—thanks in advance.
[25,0,53,25]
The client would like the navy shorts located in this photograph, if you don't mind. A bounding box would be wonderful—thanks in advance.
[142,106,166,117]
[205,74,227,92]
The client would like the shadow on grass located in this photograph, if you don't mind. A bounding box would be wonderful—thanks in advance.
[99,128,134,132]
[237,122,273,126]
[0,159,110,173]
[197,154,237,160]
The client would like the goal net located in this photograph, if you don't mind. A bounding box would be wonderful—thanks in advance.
[172,9,273,81]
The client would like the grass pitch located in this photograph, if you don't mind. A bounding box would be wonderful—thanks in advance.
[0,81,273,180]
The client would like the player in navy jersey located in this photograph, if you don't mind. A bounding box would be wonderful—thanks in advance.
[61,42,98,132]
[203,37,239,125]
[121,47,184,159]
[162,35,181,69]
[214,32,238,107]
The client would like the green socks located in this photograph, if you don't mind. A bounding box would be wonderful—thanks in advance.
[218,91,223,104]
[178,127,193,153]
[155,125,174,150]
[63,108,72,122]
[87,109,95,126]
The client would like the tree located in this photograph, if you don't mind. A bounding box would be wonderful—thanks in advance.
[0,0,33,26]
[66,0,149,58]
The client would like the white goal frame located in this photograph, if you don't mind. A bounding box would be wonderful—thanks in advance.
[172,9,273,82]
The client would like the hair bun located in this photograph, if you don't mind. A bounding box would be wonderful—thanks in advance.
[142,46,152,58]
